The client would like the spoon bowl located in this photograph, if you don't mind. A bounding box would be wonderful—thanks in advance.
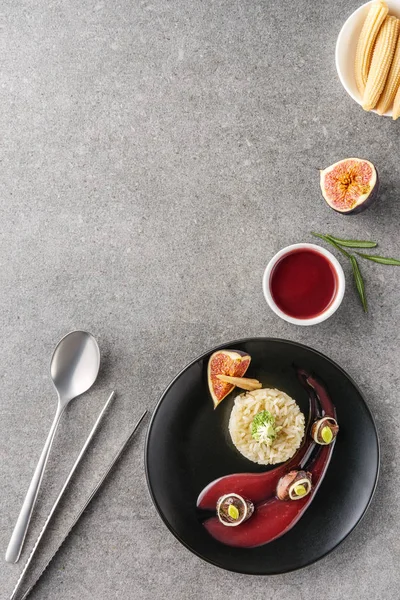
[51,331,101,404]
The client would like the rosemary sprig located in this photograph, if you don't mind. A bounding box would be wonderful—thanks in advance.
[311,232,366,311]
[311,232,351,258]
[325,235,377,249]
[349,256,368,312]
[355,253,400,266]
[312,232,400,312]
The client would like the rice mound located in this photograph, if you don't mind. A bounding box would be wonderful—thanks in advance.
[229,388,305,465]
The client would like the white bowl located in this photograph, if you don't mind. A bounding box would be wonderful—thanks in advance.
[262,243,346,326]
[336,0,400,116]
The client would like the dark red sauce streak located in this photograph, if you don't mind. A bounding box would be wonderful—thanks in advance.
[204,443,334,547]
[270,249,338,319]
[202,370,337,548]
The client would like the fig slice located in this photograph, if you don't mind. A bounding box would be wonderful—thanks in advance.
[208,350,251,408]
[320,158,378,215]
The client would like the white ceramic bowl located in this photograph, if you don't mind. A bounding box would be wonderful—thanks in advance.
[336,0,400,116]
[262,243,346,326]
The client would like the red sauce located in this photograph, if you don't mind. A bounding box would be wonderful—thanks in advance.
[270,249,337,319]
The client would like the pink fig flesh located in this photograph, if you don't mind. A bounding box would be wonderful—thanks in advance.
[320,158,378,215]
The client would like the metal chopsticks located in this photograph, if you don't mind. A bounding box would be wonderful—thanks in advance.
[14,410,147,600]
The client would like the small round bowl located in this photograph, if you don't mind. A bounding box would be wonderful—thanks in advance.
[262,243,346,326]
[336,0,400,117]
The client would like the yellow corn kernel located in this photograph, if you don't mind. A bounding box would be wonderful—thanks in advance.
[355,1,389,95]
[363,15,400,111]
[376,33,400,114]
[392,83,400,119]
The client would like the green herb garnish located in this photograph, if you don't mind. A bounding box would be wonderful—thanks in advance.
[349,256,367,312]
[325,235,378,249]
[251,410,280,445]
[311,232,400,312]
[355,253,400,266]
[311,232,351,258]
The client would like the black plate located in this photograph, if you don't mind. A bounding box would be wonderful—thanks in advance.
[145,338,379,575]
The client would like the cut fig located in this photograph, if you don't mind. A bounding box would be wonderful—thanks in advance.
[208,350,251,408]
[320,158,378,215]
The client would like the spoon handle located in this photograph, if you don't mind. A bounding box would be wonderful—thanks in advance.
[5,404,65,564]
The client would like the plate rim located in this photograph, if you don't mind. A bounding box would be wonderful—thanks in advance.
[144,337,380,575]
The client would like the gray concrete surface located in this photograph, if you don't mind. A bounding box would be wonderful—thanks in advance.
[0,0,399,598]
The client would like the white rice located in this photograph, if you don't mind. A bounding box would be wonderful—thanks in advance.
[229,388,305,465]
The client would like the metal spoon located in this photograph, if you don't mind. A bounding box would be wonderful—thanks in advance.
[5,330,100,564]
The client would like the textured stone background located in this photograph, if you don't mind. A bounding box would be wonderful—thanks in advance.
[1,1,399,598]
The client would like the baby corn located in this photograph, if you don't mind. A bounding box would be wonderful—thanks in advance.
[376,33,400,114]
[392,84,400,119]
[355,1,389,95]
[363,15,400,111]
[216,375,262,391]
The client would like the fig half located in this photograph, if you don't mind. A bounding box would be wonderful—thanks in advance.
[320,158,378,215]
[207,350,251,408]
